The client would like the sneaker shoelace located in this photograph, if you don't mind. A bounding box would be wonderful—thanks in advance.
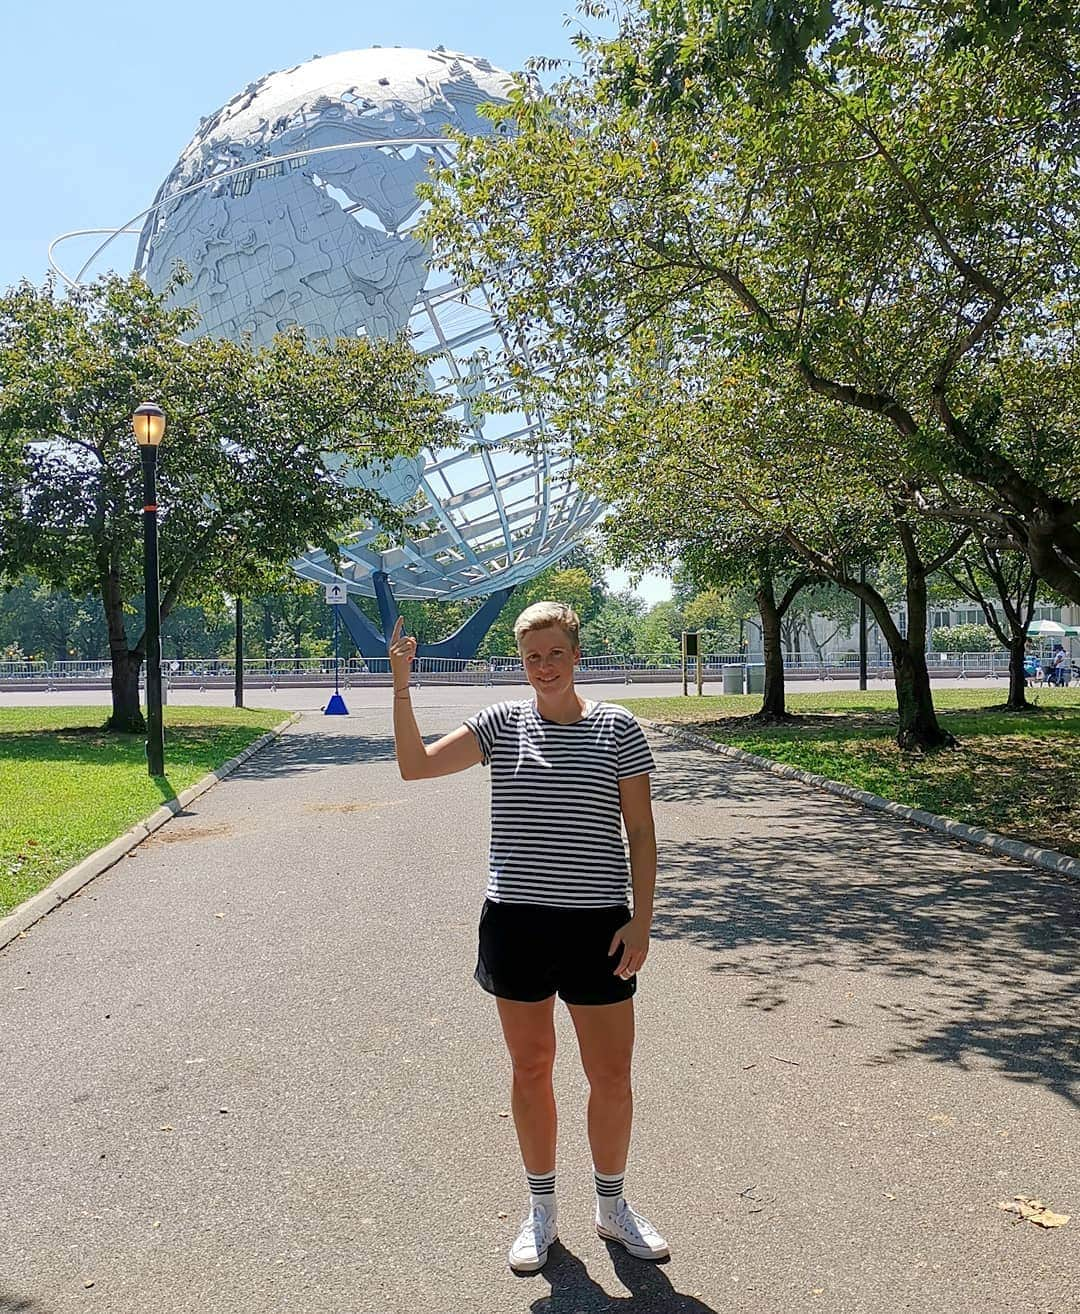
[520,1205,552,1247]
[612,1199,648,1239]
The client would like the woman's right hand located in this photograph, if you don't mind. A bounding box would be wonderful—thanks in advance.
[388,615,416,691]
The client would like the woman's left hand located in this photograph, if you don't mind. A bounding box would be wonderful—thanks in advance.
[609,914,651,979]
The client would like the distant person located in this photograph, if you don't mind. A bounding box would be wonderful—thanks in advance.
[389,601,669,1273]
[1052,645,1069,686]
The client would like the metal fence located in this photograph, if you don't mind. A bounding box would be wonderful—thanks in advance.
[0,649,1035,688]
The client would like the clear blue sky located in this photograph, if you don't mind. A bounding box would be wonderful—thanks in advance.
[0,0,599,290]
[1,0,671,602]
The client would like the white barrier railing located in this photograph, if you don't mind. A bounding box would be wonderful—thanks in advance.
[0,649,1047,685]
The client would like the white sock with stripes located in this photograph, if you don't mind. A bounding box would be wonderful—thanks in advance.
[595,1168,625,1217]
[526,1168,557,1215]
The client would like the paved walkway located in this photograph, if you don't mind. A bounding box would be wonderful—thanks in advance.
[1,697,1076,1313]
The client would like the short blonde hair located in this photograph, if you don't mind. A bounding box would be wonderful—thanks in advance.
[514,600,581,650]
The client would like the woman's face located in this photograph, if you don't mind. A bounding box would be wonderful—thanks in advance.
[519,625,580,697]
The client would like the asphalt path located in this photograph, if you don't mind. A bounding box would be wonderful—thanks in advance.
[0,694,1076,1313]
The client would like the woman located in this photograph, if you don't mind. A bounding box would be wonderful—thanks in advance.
[389,600,668,1273]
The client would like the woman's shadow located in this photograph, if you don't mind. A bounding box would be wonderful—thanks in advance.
[527,1240,719,1313]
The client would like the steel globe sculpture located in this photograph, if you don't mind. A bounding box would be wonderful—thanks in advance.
[130,46,603,658]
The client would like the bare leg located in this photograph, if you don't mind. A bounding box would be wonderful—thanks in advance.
[495,996,558,1173]
[567,998,635,1174]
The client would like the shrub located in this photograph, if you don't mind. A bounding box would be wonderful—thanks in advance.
[930,624,1000,653]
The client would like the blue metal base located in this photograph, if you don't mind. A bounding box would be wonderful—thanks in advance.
[338,571,516,661]
[324,692,349,715]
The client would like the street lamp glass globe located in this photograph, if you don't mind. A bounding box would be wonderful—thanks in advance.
[132,402,166,447]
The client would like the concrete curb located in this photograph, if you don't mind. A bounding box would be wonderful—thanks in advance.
[644,718,1080,882]
[0,712,301,952]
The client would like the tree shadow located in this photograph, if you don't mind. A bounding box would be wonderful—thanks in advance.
[660,702,1080,746]
[648,739,1080,1109]
[235,729,398,778]
[0,1289,52,1313]
[531,1241,719,1314]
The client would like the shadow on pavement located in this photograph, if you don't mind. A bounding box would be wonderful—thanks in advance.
[649,739,1080,1109]
[532,1243,719,1313]
[237,729,398,778]
[0,1289,51,1313]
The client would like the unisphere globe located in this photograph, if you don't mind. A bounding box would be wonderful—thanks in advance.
[136,46,603,600]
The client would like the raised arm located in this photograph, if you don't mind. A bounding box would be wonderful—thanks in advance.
[389,617,483,780]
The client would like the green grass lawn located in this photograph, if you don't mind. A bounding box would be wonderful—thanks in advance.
[621,687,1080,858]
[0,706,284,918]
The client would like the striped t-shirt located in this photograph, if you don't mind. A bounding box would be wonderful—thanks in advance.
[464,699,655,908]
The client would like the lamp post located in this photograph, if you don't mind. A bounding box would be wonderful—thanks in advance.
[133,402,166,776]
[234,595,244,709]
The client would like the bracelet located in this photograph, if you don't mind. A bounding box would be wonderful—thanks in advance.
[393,690,411,699]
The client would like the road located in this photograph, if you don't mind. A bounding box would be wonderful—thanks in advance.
[0,696,1075,1312]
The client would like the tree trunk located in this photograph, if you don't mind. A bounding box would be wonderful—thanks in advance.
[752,567,806,722]
[895,529,956,750]
[758,596,787,717]
[101,558,146,733]
[107,649,145,733]
[892,641,952,750]
[1006,634,1030,710]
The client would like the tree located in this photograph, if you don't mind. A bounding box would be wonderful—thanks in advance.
[939,536,1042,709]
[496,328,957,741]
[582,590,648,656]
[580,400,817,718]
[157,599,232,662]
[0,576,107,662]
[781,583,860,663]
[476,554,606,658]
[682,589,743,652]
[637,599,684,660]
[680,540,811,722]
[0,274,449,732]
[606,1,1080,603]
[420,0,1080,611]
[422,69,983,743]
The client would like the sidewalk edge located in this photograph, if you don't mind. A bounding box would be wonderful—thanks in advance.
[644,719,1080,882]
[0,712,300,952]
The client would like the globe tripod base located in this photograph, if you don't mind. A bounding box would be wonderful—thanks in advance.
[339,573,515,662]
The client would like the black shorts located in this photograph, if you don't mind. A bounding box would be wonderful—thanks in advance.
[475,898,636,1006]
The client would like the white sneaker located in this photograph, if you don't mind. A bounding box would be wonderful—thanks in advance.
[596,1198,670,1259]
[508,1201,558,1273]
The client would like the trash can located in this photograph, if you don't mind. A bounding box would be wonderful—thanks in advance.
[722,664,744,695]
[746,663,766,694]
